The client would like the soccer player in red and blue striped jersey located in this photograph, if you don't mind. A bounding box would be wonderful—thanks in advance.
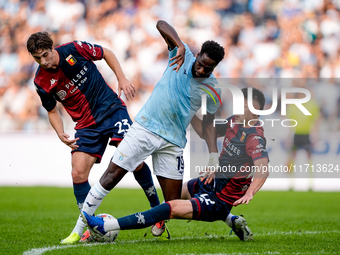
[83,87,269,241]
[27,32,160,244]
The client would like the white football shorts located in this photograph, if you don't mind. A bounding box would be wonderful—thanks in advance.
[112,122,184,180]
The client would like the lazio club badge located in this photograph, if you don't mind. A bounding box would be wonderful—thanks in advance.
[66,54,77,66]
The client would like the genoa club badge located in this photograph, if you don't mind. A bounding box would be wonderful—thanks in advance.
[66,54,77,66]
[240,131,246,142]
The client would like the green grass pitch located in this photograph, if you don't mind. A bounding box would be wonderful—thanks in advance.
[0,187,339,254]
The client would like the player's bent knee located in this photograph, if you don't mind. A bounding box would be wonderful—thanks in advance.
[71,168,88,183]
[168,201,180,219]
[181,182,191,200]
[168,200,193,219]
[134,162,144,171]
[99,162,128,190]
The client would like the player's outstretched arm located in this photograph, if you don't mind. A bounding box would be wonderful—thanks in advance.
[48,106,79,149]
[233,158,269,206]
[156,20,185,72]
[191,113,219,185]
[203,112,218,153]
[191,115,203,138]
[103,47,135,101]
[201,112,219,184]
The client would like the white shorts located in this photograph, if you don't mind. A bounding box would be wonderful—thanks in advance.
[112,122,184,180]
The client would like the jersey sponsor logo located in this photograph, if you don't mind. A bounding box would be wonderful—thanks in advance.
[252,135,262,140]
[183,68,187,75]
[77,41,83,47]
[65,65,88,91]
[256,144,263,148]
[56,90,67,100]
[223,138,241,156]
[50,78,57,86]
[135,212,145,225]
[240,131,246,142]
[66,54,77,66]
[199,83,222,106]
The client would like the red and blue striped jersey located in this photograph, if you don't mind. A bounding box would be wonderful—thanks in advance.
[215,116,269,205]
[34,41,125,129]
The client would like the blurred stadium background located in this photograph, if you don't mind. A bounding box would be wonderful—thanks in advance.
[0,0,339,190]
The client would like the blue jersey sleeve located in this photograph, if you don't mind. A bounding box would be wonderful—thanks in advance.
[35,83,57,112]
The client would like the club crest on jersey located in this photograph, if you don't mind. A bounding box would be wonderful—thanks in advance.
[66,54,77,66]
[240,131,246,142]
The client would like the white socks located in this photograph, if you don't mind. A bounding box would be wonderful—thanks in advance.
[72,214,86,236]
[104,218,121,232]
[225,213,234,228]
[70,183,111,237]
[82,181,110,217]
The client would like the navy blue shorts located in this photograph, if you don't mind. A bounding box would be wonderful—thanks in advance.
[187,178,232,222]
[72,107,132,163]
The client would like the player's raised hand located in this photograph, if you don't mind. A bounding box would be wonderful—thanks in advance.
[118,78,135,101]
[233,194,253,206]
[58,133,79,149]
[169,46,185,72]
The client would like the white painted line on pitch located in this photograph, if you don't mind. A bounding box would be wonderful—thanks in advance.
[22,243,107,255]
[23,230,340,255]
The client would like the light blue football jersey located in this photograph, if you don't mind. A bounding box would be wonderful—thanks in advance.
[135,43,221,148]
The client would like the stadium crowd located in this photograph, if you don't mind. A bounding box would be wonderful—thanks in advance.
[0,0,339,133]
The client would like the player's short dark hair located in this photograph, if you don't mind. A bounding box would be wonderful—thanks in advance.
[27,32,54,54]
[200,40,225,64]
[242,87,266,111]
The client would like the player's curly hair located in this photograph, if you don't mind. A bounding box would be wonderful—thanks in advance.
[200,40,225,64]
[27,32,54,55]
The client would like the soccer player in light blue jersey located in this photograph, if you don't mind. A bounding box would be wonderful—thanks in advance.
[80,20,225,239]
[82,87,270,242]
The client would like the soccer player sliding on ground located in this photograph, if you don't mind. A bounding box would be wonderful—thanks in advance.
[83,87,269,241]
